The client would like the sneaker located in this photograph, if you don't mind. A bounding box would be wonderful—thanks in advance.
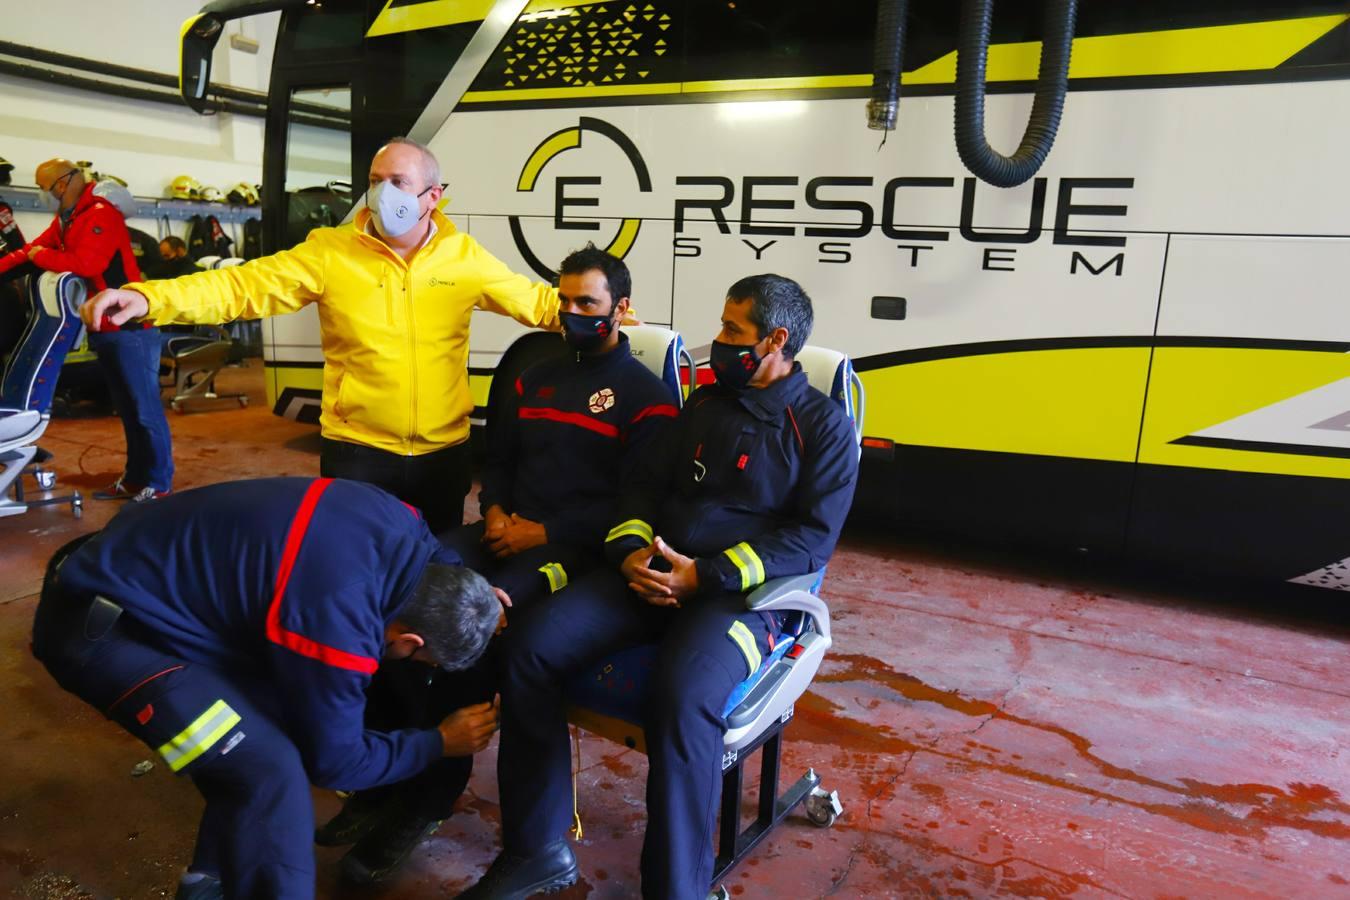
[314,791,390,847]
[174,873,223,900]
[93,476,138,501]
[340,809,443,884]
[455,841,579,899]
[130,485,170,502]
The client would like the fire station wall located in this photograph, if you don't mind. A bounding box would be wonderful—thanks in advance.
[0,0,347,243]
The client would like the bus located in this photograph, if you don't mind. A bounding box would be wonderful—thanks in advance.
[180,0,1350,591]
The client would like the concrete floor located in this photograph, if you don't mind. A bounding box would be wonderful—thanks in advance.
[1,362,1348,899]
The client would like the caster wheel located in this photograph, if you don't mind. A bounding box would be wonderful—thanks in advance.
[238,396,249,407]
[172,400,184,414]
[805,786,843,828]
[72,493,83,519]
[35,470,56,490]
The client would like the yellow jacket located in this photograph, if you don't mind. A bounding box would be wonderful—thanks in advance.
[129,208,559,455]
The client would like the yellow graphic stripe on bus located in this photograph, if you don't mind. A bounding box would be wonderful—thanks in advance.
[605,218,641,259]
[461,14,1347,103]
[366,0,496,38]
[516,127,581,191]
[854,345,1350,481]
[859,347,1152,465]
[907,13,1348,84]
[1138,347,1350,481]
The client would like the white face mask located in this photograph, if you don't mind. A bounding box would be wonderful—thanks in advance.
[366,180,431,239]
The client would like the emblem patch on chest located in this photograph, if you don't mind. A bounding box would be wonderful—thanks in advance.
[588,388,615,413]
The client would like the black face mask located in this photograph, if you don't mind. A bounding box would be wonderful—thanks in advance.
[709,339,764,390]
[560,310,616,352]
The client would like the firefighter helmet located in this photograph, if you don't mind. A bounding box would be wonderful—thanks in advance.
[168,175,202,200]
[226,182,260,206]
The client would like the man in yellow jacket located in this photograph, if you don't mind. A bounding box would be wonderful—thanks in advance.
[81,137,559,530]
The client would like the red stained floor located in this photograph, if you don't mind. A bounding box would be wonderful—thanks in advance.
[1,363,1347,899]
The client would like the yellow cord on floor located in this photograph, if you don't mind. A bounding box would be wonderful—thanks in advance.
[570,725,584,840]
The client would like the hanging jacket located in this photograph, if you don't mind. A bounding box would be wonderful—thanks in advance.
[0,200,23,253]
[126,207,560,456]
[0,181,142,290]
[479,332,679,550]
[55,476,461,790]
[604,365,859,593]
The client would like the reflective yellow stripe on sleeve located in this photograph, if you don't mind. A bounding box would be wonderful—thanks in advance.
[605,518,653,545]
[157,700,241,773]
[538,562,569,593]
[727,620,762,677]
[722,542,766,592]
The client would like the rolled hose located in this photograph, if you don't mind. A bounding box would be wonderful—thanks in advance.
[867,0,909,131]
[955,0,1078,187]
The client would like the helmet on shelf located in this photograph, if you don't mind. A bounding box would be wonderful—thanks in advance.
[168,174,203,200]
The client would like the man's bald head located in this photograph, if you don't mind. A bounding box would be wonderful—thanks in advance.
[369,138,440,193]
[35,158,85,213]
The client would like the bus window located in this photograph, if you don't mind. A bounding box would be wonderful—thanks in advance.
[282,87,353,249]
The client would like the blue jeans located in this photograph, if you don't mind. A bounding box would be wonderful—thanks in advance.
[89,327,173,492]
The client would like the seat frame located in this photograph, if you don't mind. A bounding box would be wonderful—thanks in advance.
[0,272,86,518]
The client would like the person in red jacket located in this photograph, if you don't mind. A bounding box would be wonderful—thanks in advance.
[0,159,173,500]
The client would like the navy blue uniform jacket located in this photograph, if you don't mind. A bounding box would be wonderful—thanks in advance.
[604,364,859,593]
[56,477,457,790]
[479,333,679,549]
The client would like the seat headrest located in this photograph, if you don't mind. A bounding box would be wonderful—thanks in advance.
[624,324,687,408]
[795,346,862,442]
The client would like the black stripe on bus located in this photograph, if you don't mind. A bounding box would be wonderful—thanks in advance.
[851,335,1350,372]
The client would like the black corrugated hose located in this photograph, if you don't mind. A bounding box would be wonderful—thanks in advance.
[955,0,1078,187]
[867,0,909,131]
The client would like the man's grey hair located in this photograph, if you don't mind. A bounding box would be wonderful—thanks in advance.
[398,564,498,672]
[379,136,441,190]
[725,274,815,358]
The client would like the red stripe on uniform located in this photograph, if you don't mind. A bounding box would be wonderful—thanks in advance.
[267,478,379,675]
[518,406,619,438]
[630,404,678,424]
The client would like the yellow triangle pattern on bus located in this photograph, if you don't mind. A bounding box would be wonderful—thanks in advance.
[463,13,1348,103]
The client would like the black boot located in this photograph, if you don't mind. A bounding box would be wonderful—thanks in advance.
[314,791,390,847]
[456,841,579,899]
[340,806,443,884]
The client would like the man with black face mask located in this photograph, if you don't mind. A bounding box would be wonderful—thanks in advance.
[440,243,678,608]
[317,245,676,884]
[461,274,859,900]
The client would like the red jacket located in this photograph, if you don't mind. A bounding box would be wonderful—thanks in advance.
[0,182,142,290]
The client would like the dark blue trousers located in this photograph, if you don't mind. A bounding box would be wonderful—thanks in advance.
[497,568,774,900]
[32,548,313,899]
[89,327,173,492]
[439,521,599,616]
[350,524,600,819]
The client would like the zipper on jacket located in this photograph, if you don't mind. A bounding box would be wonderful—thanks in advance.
[405,264,418,454]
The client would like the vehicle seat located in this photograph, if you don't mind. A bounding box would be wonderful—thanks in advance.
[161,258,248,413]
[0,272,87,518]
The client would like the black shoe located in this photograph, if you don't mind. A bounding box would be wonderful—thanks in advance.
[340,809,443,884]
[315,792,390,847]
[174,874,223,900]
[456,841,579,899]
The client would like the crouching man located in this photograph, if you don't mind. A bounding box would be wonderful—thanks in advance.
[32,476,504,900]
[461,275,860,899]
